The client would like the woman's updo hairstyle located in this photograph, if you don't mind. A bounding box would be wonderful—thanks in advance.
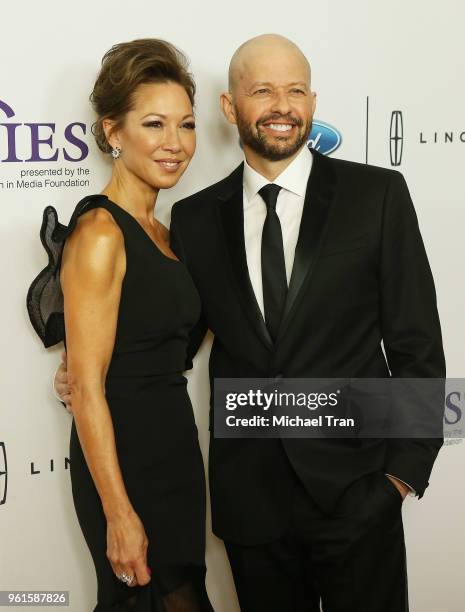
[90,38,195,154]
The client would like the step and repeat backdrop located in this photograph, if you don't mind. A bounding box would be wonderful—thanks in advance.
[1,1,464,610]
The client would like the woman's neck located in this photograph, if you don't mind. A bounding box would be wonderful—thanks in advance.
[102,167,159,224]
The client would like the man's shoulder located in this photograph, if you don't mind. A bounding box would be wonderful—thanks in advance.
[171,163,243,221]
[324,152,403,183]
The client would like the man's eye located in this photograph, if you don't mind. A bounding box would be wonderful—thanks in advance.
[290,89,305,95]
[254,89,271,95]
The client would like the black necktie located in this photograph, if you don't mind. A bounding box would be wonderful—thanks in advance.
[259,183,287,342]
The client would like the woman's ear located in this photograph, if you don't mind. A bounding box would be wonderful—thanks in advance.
[102,118,120,150]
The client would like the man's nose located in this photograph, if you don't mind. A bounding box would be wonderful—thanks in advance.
[270,90,292,116]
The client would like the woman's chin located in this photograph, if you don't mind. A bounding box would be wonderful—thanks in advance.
[152,169,186,190]
[153,177,179,190]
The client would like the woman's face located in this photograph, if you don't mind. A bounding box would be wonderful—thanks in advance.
[108,81,196,190]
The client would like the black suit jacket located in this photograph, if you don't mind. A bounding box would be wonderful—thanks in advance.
[170,149,446,545]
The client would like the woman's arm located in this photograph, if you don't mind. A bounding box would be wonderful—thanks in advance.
[61,208,150,586]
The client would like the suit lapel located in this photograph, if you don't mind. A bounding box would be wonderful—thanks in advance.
[217,163,273,351]
[275,149,337,345]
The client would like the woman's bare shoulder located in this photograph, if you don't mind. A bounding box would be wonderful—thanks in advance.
[63,207,124,277]
[69,207,123,250]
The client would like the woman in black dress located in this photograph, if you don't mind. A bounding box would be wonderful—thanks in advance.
[27,39,213,611]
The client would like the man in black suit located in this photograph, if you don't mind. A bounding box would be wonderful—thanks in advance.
[57,34,445,611]
[169,34,445,612]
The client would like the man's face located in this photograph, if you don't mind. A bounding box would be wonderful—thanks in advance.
[228,49,316,161]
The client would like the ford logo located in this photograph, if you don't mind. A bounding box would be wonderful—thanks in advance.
[307,121,342,155]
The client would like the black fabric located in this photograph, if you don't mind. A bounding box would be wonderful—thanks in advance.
[28,196,213,611]
[170,149,446,546]
[26,197,105,347]
[259,184,287,342]
[225,471,408,612]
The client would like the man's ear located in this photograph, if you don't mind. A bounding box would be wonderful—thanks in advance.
[102,118,121,150]
[220,92,237,126]
[310,91,317,117]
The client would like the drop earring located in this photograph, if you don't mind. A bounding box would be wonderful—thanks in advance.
[111,147,121,159]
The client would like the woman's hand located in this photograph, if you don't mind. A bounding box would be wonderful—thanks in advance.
[106,509,152,587]
[54,350,72,412]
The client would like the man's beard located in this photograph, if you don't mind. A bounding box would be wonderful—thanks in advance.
[236,111,312,161]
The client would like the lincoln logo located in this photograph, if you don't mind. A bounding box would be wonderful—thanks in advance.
[0,442,7,506]
[390,111,404,166]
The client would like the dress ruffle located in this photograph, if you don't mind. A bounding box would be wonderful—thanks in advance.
[26,195,108,347]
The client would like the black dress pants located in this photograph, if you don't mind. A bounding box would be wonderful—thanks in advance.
[225,471,408,612]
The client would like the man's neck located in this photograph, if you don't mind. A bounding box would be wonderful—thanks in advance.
[243,145,305,182]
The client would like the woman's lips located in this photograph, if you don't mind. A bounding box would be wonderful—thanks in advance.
[155,159,182,172]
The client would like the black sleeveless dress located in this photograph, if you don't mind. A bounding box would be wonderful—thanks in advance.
[26,195,213,612]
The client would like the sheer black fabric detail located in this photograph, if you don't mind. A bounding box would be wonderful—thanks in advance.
[94,565,214,611]
[26,195,107,347]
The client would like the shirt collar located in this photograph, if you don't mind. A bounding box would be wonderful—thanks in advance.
[243,145,313,202]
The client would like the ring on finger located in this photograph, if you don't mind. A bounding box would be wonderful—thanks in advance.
[118,572,135,585]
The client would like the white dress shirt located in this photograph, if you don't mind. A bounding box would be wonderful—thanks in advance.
[243,145,313,317]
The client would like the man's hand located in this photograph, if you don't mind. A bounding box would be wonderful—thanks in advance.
[55,350,72,413]
[386,475,410,500]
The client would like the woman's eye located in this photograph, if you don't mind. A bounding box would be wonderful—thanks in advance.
[182,122,196,130]
[143,121,162,128]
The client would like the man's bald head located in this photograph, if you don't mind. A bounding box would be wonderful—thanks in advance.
[220,33,316,166]
[228,34,311,93]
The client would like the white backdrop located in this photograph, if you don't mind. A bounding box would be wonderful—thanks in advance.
[1,1,464,610]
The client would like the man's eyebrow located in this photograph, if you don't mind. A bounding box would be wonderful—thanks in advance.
[245,82,274,92]
[249,81,309,89]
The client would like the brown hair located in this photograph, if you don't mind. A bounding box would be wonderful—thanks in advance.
[90,38,196,154]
